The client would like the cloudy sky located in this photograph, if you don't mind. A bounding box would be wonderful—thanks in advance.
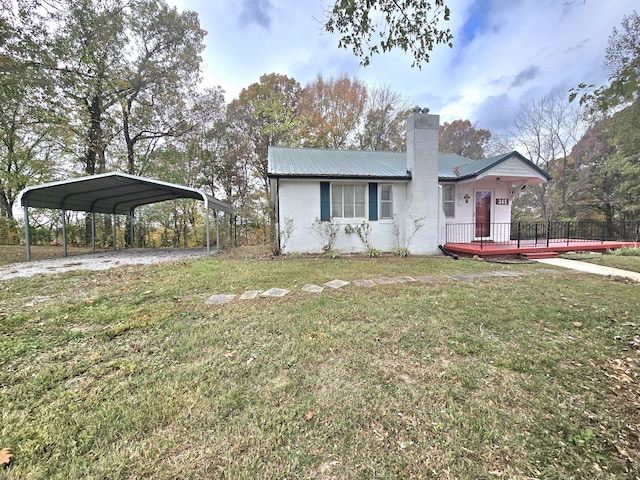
[166,0,636,133]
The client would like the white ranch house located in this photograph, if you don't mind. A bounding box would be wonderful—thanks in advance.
[268,110,550,255]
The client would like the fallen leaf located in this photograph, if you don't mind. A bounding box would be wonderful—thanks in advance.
[573,322,582,328]
[85,299,94,304]
[143,290,152,295]
[0,448,12,466]
[305,410,316,421]
[618,373,633,383]
[616,445,630,458]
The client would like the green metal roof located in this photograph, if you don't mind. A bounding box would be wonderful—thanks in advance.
[268,147,410,179]
[268,147,551,181]
[438,151,552,181]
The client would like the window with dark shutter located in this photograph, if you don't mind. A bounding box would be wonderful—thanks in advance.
[320,182,330,221]
[368,183,378,221]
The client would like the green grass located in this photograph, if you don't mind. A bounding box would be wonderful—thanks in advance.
[561,247,640,273]
[1,251,639,478]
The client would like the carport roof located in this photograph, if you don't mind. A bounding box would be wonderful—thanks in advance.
[20,172,235,215]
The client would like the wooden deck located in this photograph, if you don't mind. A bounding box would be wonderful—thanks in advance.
[443,240,639,258]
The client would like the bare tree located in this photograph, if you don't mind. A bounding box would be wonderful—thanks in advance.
[358,84,410,151]
[509,91,585,218]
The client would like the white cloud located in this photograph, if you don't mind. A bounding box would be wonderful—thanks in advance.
[168,0,637,132]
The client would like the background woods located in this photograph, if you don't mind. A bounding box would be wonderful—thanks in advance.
[1,2,639,248]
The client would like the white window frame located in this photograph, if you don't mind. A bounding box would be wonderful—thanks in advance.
[331,183,367,219]
[443,184,455,218]
[379,183,393,219]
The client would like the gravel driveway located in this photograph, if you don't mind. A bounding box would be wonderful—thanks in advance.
[0,248,209,281]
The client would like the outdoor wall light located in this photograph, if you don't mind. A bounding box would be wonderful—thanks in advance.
[463,194,470,203]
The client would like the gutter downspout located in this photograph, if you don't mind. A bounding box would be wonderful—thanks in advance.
[438,244,459,259]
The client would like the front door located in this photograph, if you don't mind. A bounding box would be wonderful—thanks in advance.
[475,191,492,238]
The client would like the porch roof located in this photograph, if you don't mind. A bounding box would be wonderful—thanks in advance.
[438,151,552,181]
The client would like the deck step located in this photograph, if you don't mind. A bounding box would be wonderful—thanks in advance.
[521,251,560,259]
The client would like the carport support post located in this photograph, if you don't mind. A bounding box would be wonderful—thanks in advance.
[204,198,210,255]
[24,204,31,261]
[61,209,68,257]
[129,211,134,248]
[224,213,229,247]
[91,212,96,253]
[112,214,117,250]
[216,211,220,253]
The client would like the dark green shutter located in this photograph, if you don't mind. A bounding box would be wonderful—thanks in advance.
[368,183,378,221]
[320,182,330,221]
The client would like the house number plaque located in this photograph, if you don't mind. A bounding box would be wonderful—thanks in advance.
[496,198,509,205]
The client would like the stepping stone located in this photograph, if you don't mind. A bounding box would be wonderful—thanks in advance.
[471,272,502,278]
[374,277,397,285]
[205,294,236,305]
[324,279,350,289]
[353,279,376,287]
[446,274,474,281]
[261,288,290,298]
[302,284,324,293]
[416,276,438,283]
[239,290,261,300]
[491,271,522,277]
[394,276,417,283]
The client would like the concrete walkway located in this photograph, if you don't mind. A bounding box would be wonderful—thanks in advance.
[536,258,640,283]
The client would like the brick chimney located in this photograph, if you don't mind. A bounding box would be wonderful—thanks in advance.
[403,108,443,254]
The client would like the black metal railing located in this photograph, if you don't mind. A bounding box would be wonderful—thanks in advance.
[446,220,640,249]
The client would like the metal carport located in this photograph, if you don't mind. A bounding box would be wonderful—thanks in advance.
[20,172,236,261]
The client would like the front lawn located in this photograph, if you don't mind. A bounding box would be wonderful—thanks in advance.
[1,254,638,478]
[561,248,640,273]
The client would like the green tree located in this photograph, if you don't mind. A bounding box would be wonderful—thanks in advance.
[571,101,640,222]
[438,119,491,160]
[569,11,640,222]
[228,73,302,194]
[45,0,128,175]
[0,1,57,219]
[325,0,453,68]
[117,0,205,175]
[571,10,640,112]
